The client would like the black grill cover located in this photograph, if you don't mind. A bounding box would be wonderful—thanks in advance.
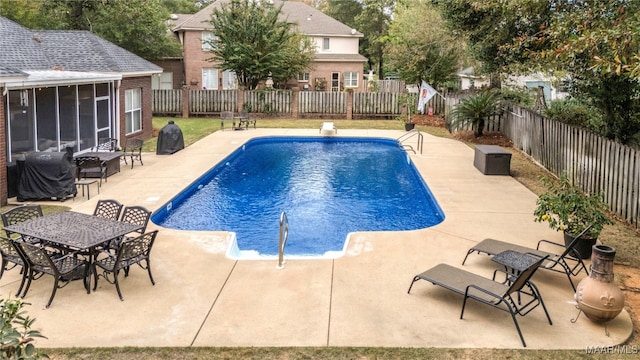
[16,147,77,201]
[156,120,184,155]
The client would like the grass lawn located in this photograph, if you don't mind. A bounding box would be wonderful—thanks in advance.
[10,117,638,359]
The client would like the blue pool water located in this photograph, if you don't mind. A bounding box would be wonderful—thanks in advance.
[152,137,444,258]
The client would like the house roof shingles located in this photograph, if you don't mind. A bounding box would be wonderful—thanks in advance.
[173,0,363,37]
[0,16,161,76]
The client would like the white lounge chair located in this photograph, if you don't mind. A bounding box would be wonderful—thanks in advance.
[320,122,336,135]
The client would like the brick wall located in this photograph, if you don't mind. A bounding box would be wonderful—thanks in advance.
[152,59,185,89]
[120,77,154,142]
[183,31,220,90]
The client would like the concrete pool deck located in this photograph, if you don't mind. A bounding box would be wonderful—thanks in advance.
[0,128,633,349]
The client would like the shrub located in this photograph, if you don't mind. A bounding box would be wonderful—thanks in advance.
[0,298,47,359]
[533,172,613,239]
[545,98,605,133]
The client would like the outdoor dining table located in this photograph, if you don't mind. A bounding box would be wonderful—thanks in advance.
[74,151,124,178]
[3,210,142,290]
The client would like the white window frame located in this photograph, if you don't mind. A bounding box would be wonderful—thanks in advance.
[222,70,237,90]
[202,31,216,51]
[202,68,219,90]
[298,72,310,82]
[343,72,359,88]
[125,88,142,134]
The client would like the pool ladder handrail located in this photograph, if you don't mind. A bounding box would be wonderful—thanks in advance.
[277,211,289,269]
[397,129,423,154]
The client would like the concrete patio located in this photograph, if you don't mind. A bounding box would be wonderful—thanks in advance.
[0,128,633,349]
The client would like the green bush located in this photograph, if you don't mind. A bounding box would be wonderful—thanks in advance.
[0,298,47,359]
[545,98,605,132]
[499,86,534,108]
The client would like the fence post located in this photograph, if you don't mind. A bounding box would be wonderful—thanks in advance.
[237,88,244,112]
[182,87,189,118]
[291,88,300,119]
[346,89,353,120]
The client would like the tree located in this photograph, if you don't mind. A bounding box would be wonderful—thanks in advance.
[433,0,551,75]
[436,0,640,144]
[385,0,461,88]
[449,91,502,137]
[322,0,394,78]
[208,0,314,90]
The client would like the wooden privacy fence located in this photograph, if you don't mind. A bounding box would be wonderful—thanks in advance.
[152,89,445,118]
[152,89,182,115]
[243,90,291,115]
[189,90,236,115]
[502,105,640,229]
[298,91,345,114]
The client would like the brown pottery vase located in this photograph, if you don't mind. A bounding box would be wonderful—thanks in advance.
[574,244,625,322]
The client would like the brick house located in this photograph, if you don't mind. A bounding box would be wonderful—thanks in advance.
[168,0,367,91]
[0,16,162,205]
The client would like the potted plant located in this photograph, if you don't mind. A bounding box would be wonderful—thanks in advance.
[397,93,417,131]
[396,114,415,131]
[533,172,613,258]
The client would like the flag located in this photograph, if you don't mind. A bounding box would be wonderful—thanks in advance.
[417,81,437,114]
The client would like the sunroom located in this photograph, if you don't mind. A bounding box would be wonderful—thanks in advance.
[3,70,122,163]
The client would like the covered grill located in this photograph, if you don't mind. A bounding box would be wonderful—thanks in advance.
[156,120,184,155]
[16,147,77,201]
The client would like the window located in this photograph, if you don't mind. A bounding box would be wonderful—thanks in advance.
[298,73,310,81]
[343,72,359,88]
[202,68,219,90]
[202,31,216,50]
[125,88,142,134]
[322,38,330,51]
[222,70,237,90]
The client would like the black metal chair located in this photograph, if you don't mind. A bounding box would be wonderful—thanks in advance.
[0,236,29,296]
[94,230,158,300]
[408,255,551,347]
[75,156,107,185]
[1,205,44,243]
[17,242,89,308]
[122,138,144,169]
[120,206,151,236]
[93,199,123,221]
[105,206,152,252]
[93,137,118,152]
[220,111,235,130]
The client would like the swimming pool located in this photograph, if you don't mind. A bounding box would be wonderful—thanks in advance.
[151,136,444,258]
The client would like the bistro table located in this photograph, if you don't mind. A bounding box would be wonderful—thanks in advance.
[4,211,142,290]
[492,250,539,274]
[74,151,124,178]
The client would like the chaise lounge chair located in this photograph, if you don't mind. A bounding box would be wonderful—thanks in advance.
[320,122,336,135]
[461,225,592,291]
[408,254,551,347]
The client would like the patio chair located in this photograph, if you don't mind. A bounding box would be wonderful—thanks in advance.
[93,137,118,152]
[75,156,107,185]
[461,225,593,291]
[93,230,158,300]
[0,236,29,296]
[407,254,551,347]
[320,122,336,135]
[122,138,144,169]
[237,110,255,129]
[92,199,123,221]
[105,206,152,251]
[1,205,44,243]
[17,241,89,308]
[220,111,235,130]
